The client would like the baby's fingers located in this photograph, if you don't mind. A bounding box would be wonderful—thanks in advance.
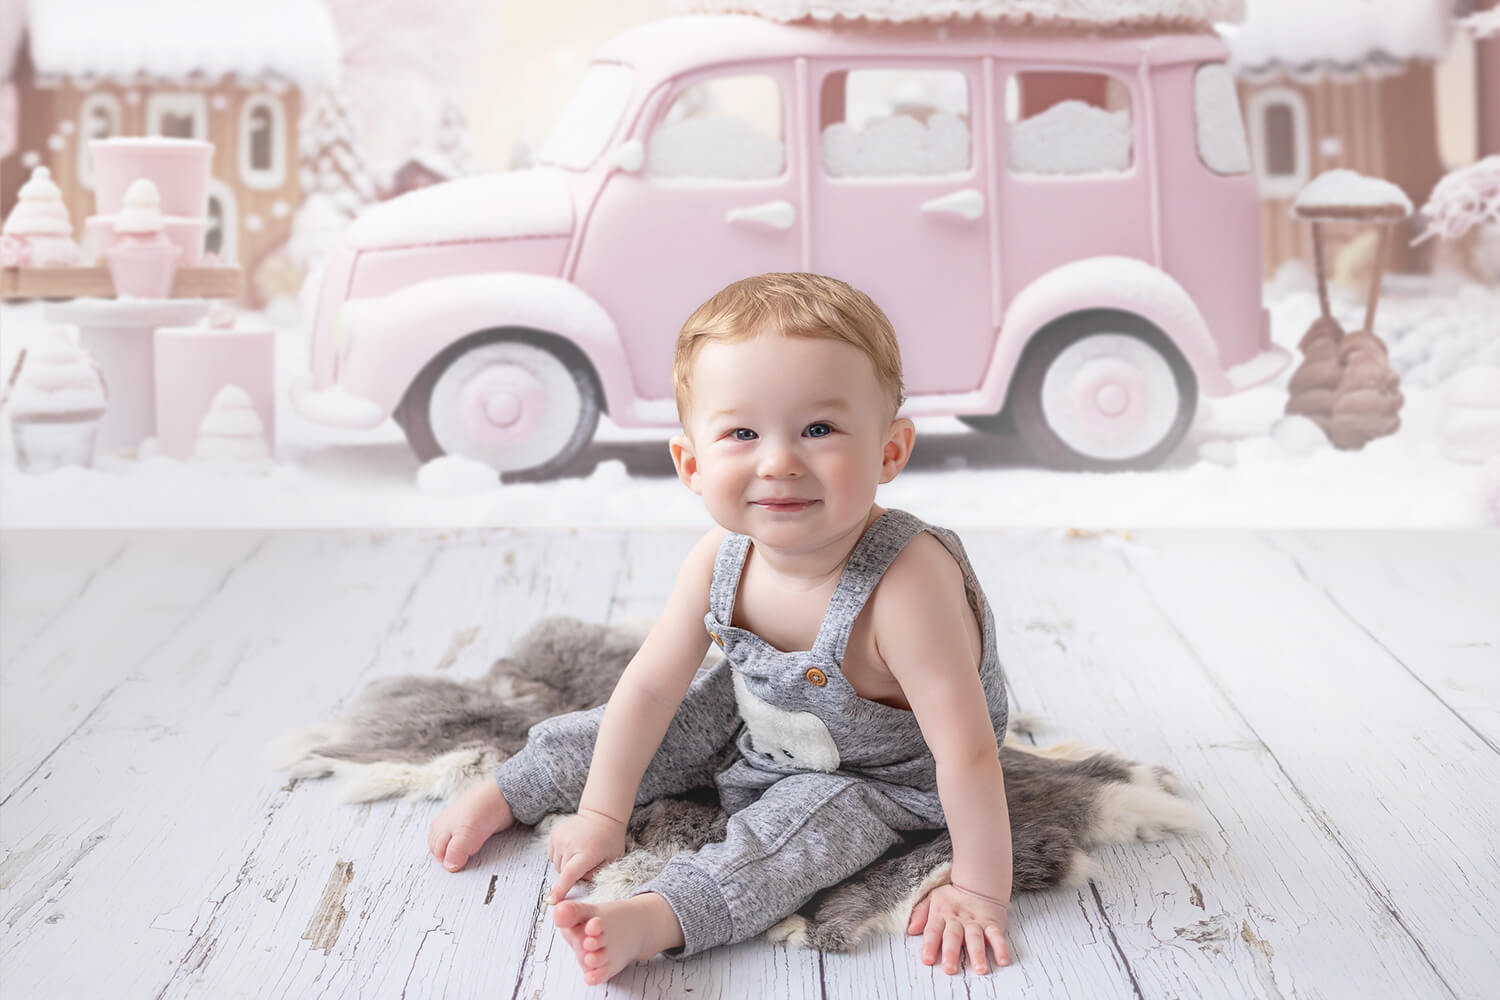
[907,895,931,935]
[965,922,990,974]
[941,919,964,974]
[550,852,593,904]
[985,924,1012,967]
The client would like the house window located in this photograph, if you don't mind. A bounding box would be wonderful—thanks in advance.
[646,73,784,181]
[146,93,209,140]
[239,94,286,190]
[818,68,972,178]
[1247,87,1309,199]
[78,92,122,189]
[205,179,238,263]
[1005,71,1134,174]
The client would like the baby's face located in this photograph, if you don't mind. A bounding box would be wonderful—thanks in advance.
[672,333,910,552]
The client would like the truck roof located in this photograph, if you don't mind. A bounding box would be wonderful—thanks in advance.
[594,14,1231,80]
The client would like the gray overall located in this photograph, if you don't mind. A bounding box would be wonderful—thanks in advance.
[493,509,1008,956]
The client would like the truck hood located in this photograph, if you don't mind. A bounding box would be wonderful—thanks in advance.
[344,168,574,250]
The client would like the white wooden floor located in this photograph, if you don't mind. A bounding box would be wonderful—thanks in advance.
[1,528,1497,1000]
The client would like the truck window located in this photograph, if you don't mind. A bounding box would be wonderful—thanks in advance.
[1004,71,1133,174]
[1194,63,1250,175]
[646,74,784,180]
[818,68,971,177]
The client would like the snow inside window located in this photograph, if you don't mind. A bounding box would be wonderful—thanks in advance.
[1005,72,1133,175]
[647,74,784,181]
[819,68,971,178]
[1246,86,1308,198]
[539,63,633,171]
[239,94,286,191]
[146,93,208,141]
[77,92,121,190]
[1194,64,1249,175]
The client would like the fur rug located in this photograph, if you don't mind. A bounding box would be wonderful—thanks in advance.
[268,617,1201,953]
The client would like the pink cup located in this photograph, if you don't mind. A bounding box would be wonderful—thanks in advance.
[105,241,182,298]
[89,138,213,218]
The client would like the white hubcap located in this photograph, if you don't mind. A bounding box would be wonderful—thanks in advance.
[1040,334,1180,460]
[429,341,582,472]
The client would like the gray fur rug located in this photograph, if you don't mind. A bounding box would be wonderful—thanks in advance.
[268,617,1201,953]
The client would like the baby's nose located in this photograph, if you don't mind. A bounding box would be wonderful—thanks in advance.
[757,444,802,477]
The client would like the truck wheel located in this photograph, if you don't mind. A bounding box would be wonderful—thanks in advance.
[1010,310,1196,471]
[396,334,601,481]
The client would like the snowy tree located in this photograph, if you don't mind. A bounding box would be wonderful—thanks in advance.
[300,90,380,214]
[290,90,379,271]
[1416,157,1500,284]
[433,100,481,178]
[320,0,490,167]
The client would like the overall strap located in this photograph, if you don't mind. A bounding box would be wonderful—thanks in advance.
[812,509,928,664]
[708,531,752,625]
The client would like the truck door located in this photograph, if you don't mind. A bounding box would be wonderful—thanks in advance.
[806,61,996,394]
[572,65,804,402]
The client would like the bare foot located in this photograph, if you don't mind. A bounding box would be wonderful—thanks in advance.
[553,893,686,986]
[428,779,515,872]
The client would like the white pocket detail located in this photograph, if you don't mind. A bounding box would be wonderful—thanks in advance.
[732,671,841,772]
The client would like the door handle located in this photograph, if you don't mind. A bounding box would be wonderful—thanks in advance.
[920,189,984,220]
[726,201,796,229]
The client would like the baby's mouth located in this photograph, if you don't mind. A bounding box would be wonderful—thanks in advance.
[752,498,819,512]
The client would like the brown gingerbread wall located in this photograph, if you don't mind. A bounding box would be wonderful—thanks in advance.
[2,53,302,306]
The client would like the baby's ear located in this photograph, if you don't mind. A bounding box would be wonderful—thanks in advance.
[880,418,915,483]
[669,434,703,493]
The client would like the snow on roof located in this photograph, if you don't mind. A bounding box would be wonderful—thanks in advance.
[25,0,341,90]
[1223,0,1454,77]
[670,0,1245,31]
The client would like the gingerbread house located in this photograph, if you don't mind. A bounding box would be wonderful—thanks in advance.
[0,0,340,303]
[1225,0,1500,276]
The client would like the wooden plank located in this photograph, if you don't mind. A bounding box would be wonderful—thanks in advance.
[964,530,1459,1000]
[0,265,241,301]
[0,532,436,998]
[142,529,631,1000]
[0,531,129,666]
[0,531,264,803]
[1265,532,1500,750]
[1117,531,1500,998]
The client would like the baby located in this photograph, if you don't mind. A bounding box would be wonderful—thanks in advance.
[427,272,1013,984]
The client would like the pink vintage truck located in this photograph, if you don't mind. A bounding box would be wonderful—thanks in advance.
[292,14,1289,478]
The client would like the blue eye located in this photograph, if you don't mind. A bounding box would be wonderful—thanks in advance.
[804,422,833,438]
[733,428,758,441]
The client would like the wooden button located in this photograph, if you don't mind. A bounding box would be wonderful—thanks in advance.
[709,631,722,646]
[805,667,827,687]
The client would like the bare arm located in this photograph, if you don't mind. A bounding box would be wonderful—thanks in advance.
[574,527,725,825]
[874,536,1013,903]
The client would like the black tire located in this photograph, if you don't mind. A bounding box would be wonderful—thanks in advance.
[1009,310,1197,471]
[394,330,602,482]
[958,410,1016,435]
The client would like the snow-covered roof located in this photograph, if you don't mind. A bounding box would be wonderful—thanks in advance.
[671,0,1245,31]
[1223,0,1454,78]
[24,0,341,90]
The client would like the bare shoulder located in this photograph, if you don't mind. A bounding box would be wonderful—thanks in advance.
[869,530,980,671]
[873,530,967,609]
[664,525,730,607]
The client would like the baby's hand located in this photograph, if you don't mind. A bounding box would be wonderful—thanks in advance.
[546,808,627,903]
[428,779,515,872]
[906,883,1012,974]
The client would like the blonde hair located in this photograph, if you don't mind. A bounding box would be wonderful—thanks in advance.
[672,272,905,423]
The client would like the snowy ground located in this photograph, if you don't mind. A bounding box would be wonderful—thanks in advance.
[1,270,1495,529]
